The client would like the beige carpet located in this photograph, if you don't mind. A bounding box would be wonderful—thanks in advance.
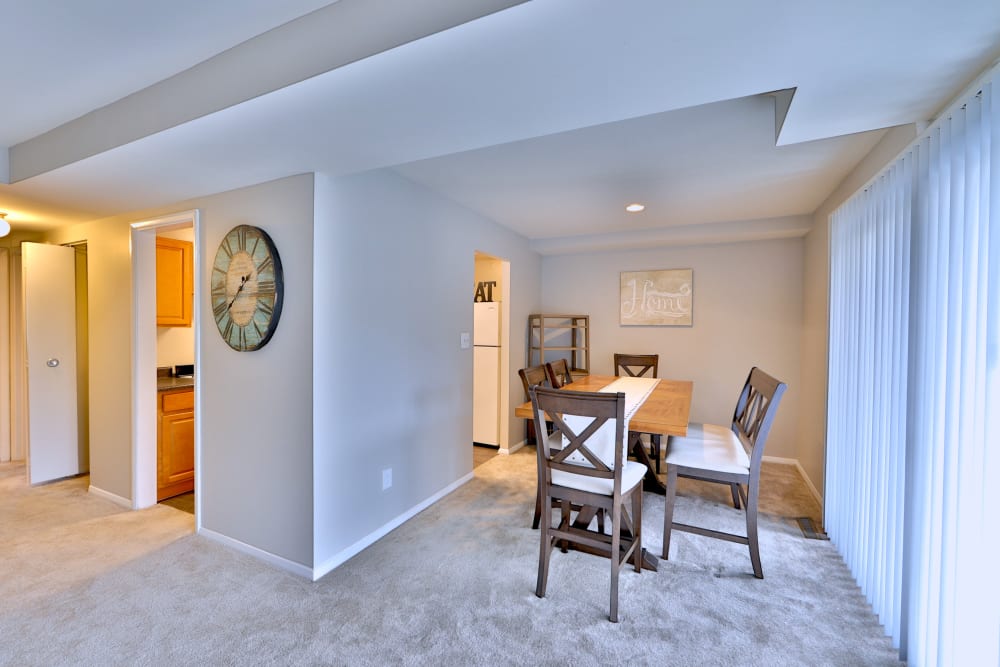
[0,453,900,665]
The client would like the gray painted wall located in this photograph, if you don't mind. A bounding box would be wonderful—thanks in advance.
[312,169,541,566]
[541,237,804,461]
[197,175,315,567]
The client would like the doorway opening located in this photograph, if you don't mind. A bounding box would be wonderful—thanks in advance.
[130,211,200,528]
[154,226,196,514]
[472,251,510,468]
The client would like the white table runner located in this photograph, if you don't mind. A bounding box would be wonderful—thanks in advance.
[563,376,660,469]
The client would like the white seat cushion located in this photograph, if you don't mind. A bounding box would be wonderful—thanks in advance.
[551,460,647,496]
[664,423,750,475]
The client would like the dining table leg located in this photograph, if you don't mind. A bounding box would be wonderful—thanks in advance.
[629,431,667,494]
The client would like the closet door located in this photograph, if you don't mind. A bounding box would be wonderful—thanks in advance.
[23,242,80,484]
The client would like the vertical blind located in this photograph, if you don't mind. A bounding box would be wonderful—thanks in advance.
[827,63,1000,666]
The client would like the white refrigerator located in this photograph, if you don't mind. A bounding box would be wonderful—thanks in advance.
[473,302,501,447]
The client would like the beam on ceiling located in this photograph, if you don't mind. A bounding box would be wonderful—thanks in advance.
[8,0,528,183]
[770,88,796,144]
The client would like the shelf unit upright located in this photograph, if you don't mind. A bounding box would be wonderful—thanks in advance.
[527,314,590,380]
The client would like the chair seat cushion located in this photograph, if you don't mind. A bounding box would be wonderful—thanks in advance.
[664,423,750,474]
[552,460,647,496]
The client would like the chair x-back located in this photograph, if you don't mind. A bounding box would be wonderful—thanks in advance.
[661,367,787,578]
[613,353,658,379]
[530,386,645,622]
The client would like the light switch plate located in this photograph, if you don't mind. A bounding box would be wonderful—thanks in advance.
[460,332,471,349]
[382,468,392,490]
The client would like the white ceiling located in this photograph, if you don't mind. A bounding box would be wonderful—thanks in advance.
[2,0,1000,250]
[0,0,336,146]
[394,95,886,240]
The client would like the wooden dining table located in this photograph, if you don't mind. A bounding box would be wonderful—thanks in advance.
[514,374,694,571]
[514,374,694,494]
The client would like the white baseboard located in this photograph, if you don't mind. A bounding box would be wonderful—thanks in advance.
[794,461,824,508]
[312,471,475,581]
[500,439,526,455]
[761,455,824,508]
[199,527,313,580]
[88,485,132,508]
[762,455,798,466]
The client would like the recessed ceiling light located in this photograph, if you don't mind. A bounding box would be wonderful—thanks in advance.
[625,203,645,213]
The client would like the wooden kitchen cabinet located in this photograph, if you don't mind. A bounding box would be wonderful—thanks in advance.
[156,237,193,327]
[158,387,194,501]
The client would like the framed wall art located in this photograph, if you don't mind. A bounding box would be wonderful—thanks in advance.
[620,269,693,326]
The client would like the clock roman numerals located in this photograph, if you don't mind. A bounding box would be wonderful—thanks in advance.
[216,313,263,349]
[213,298,229,319]
[212,225,282,352]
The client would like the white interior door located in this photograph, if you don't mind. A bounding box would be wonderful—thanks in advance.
[23,242,81,484]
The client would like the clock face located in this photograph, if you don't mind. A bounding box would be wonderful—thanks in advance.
[211,225,283,351]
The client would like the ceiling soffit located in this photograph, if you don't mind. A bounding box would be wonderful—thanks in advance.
[5,0,529,184]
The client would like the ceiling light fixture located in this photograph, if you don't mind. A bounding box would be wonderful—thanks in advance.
[625,203,645,213]
[0,213,9,238]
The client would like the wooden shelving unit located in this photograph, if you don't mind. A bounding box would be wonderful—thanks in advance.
[527,314,590,379]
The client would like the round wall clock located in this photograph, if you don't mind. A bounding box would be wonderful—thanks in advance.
[211,225,284,351]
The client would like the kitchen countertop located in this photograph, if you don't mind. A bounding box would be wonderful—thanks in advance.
[157,376,194,392]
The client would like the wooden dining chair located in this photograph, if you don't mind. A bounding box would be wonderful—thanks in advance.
[527,363,606,532]
[530,386,646,622]
[520,365,552,528]
[613,353,658,379]
[544,359,573,389]
[519,366,550,446]
[661,367,787,578]
[613,353,662,473]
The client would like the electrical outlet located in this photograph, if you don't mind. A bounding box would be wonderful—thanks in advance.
[460,332,471,349]
[382,468,392,490]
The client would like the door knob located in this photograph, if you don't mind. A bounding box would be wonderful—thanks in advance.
[46,358,59,368]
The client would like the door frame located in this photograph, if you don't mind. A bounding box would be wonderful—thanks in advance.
[497,260,510,452]
[130,210,200,526]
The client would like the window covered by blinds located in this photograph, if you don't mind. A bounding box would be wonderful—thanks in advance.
[827,63,1000,666]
